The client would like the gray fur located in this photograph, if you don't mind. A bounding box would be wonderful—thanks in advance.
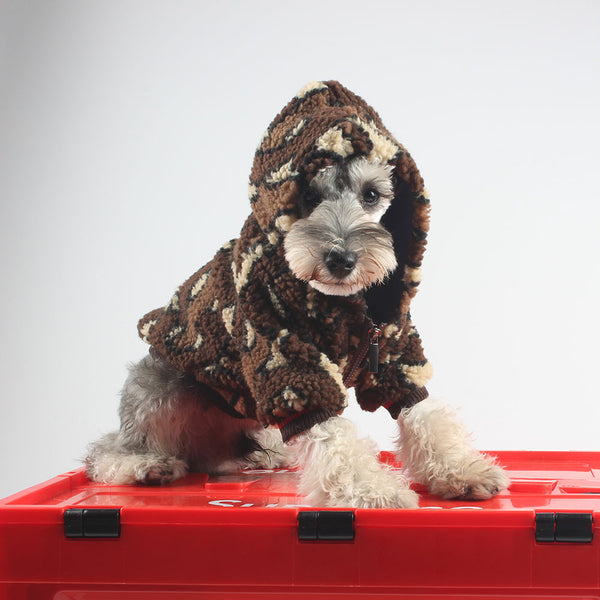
[85,355,289,484]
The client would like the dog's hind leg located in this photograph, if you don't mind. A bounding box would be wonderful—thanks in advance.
[85,354,198,484]
[84,430,189,485]
[86,354,290,484]
[293,416,419,508]
[396,398,510,499]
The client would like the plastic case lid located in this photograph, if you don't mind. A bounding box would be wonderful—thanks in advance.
[1,451,600,597]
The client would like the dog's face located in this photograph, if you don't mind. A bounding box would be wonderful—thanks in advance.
[284,157,398,296]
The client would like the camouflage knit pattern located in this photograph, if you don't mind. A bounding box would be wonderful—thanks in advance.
[138,81,432,437]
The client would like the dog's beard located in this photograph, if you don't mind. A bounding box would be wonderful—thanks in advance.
[284,199,398,297]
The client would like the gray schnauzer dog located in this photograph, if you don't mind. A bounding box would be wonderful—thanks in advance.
[86,155,508,508]
[87,81,510,508]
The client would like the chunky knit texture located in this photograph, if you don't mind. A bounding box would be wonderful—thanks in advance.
[138,81,432,441]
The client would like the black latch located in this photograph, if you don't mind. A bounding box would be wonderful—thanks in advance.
[535,513,555,542]
[64,508,121,539]
[298,511,355,541]
[535,512,593,543]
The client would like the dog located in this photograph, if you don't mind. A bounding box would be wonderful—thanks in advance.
[86,81,509,508]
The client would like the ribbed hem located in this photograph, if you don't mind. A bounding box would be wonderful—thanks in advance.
[279,408,338,442]
[385,387,429,420]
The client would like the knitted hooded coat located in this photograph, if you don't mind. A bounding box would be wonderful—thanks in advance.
[138,81,432,441]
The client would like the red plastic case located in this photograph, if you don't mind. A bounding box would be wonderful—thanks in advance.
[1,451,599,599]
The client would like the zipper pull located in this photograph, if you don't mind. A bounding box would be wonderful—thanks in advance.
[368,326,381,373]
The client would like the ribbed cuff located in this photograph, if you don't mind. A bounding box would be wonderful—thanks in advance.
[279,408,339,442]
[385,387,429,419]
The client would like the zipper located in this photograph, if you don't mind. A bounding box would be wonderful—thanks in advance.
[342,322,383,387]
[367,326,382,373]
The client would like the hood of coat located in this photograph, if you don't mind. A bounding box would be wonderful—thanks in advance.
[246,80,430,326]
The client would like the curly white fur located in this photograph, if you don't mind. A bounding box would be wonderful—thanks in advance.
[293,416,418,508]
[214,427,293,474]
[397,398,510,499]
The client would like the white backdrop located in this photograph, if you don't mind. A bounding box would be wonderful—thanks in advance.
[1,0,599,499]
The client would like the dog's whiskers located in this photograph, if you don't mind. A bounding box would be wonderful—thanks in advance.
[284,158,397,297]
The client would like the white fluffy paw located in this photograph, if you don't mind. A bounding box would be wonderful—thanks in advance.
[300,461,420,509]
[296,417,420,509]
[348,474,420,509]
[213,428,294,474]
[302,467,420,509]
[398,398,510,501]
[428,453,510,500]
[248,427,294,469]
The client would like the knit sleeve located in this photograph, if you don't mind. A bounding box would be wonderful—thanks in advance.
[354,321,433,418]
[239,324,348,440]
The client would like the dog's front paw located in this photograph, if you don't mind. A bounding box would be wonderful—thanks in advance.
[296,418,420,509]
[247,427,294,469]
[398,399,510,502]
[354,478,420,509]
[429,453,510,500]
[303,470,420,509]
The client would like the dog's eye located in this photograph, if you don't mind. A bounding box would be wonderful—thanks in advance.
[363,189,380,206]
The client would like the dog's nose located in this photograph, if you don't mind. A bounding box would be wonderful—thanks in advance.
[324,249,357,279]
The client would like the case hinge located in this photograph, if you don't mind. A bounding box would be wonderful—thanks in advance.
[64,508,121,539]
[535,512,593,543]
[298,511,355,541]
